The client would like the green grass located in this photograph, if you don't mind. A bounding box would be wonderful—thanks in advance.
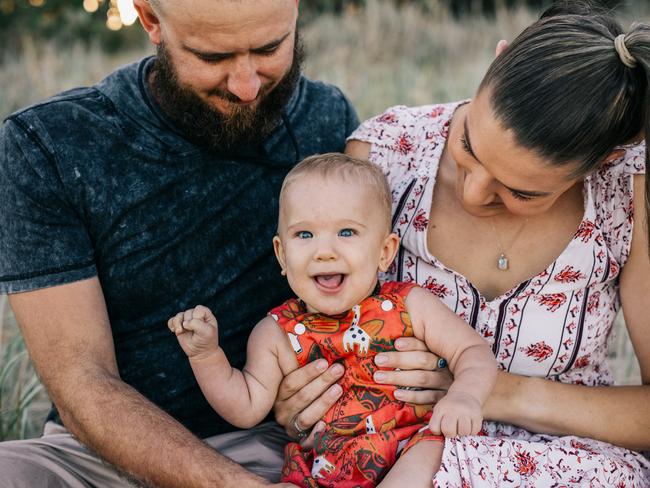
[0,0,645,441]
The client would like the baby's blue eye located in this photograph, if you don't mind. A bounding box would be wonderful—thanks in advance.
[339,228,355,237]
[296,231,313,239]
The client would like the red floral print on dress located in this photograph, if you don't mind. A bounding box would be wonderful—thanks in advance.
[521,341,554,362]
[422,276,450,299]
[587,292,601,314]
[574,355,590,368]
[514,450,538,477]
[377,112,398,124]
[429,106,445,118]
[554,266,586,283]
[534,293,567,312]
[412,209,428,232]
[394,133,414,155]
[575,219,596,243]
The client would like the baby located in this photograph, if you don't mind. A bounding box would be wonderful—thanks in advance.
[168,153,497,487]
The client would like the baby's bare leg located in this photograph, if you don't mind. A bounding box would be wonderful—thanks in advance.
[377,440,444,488]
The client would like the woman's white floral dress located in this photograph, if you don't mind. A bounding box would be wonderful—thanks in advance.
[349,102,650,487]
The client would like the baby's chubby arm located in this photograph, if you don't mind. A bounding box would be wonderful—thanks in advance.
[404,287,498,437]
[168,306,297,429]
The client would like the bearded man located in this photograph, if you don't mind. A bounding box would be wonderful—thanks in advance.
[0,1,445,486]
[0,0,358,485]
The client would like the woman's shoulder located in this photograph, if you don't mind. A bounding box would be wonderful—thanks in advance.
[597,142,646,177]
[588,140,646,266]
[347,101,465,148]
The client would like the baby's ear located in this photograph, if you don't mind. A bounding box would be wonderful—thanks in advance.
[272,235,287,275]
[378,233,400,272]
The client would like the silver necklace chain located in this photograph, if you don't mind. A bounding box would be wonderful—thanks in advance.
[490,217,529,271]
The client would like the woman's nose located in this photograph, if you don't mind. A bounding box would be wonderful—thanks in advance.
[463,169,498,206]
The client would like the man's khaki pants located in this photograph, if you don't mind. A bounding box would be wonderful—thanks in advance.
[0,421,289,487]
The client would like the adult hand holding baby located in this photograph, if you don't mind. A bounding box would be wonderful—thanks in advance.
[274,336,454,442]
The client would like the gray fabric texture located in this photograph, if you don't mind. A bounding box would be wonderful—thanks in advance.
[0,421,288,487]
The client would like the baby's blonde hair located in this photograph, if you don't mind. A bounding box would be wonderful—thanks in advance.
[279,153,393,233]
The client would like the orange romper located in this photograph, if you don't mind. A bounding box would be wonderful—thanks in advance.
[272,281,444,488]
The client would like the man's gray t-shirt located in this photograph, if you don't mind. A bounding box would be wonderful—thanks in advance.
[0,57,359,437]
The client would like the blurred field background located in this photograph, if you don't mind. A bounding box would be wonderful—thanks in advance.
[0,0,645,441]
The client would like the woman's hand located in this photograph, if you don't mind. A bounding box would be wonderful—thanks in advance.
[372,337,453,404]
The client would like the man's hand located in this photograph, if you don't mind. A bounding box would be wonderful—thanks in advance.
[167,305,219,359]
[428,390,483,437]
[274,359,344,441]
[372,337,453,404]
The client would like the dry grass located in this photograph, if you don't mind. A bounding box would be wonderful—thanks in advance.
[0,0,645,440]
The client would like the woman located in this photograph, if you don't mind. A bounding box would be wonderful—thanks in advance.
[277,1,650,485]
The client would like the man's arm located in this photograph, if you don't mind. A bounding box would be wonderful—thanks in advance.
[10,278,282,488]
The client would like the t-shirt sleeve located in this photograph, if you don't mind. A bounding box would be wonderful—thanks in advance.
[0,117,97,293]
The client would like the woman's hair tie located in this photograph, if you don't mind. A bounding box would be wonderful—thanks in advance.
[614,34,637,68]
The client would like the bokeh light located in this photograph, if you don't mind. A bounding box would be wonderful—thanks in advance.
[83,0,99,13]
[117,0,138,26]
[28,0,45,6]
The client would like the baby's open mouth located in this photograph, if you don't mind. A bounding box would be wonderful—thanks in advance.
[313,274,345,290]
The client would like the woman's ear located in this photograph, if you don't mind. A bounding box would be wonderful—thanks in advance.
[378,233,400,273]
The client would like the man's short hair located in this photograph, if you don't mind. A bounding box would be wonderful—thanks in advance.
[279,152,393,232]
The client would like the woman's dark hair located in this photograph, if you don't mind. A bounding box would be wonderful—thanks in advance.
[478,0,649,250]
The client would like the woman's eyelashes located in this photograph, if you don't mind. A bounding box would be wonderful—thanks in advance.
[459,135,537,203]
[508,190,534,201]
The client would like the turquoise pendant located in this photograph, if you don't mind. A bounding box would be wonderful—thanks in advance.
[497,254,509,271]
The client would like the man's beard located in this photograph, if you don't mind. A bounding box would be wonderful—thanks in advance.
[149,35,304,152]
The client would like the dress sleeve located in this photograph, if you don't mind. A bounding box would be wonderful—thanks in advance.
[0,117,97,293]
[591,141,646,268]
[348,104,438,198]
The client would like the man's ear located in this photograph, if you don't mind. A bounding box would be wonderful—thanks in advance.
[273,235,287,276]
[495,39,508,58]
[133,0,162,45]
[378,233,400,273]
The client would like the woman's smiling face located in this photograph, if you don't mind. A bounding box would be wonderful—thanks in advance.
[448,90,583,218]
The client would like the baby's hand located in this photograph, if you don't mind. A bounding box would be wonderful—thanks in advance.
[167,305,219,360]
[428,390,483,438]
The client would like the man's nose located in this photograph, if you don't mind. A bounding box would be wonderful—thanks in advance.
[226,56,262,103]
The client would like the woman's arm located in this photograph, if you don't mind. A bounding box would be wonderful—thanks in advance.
[485,174,650,450]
